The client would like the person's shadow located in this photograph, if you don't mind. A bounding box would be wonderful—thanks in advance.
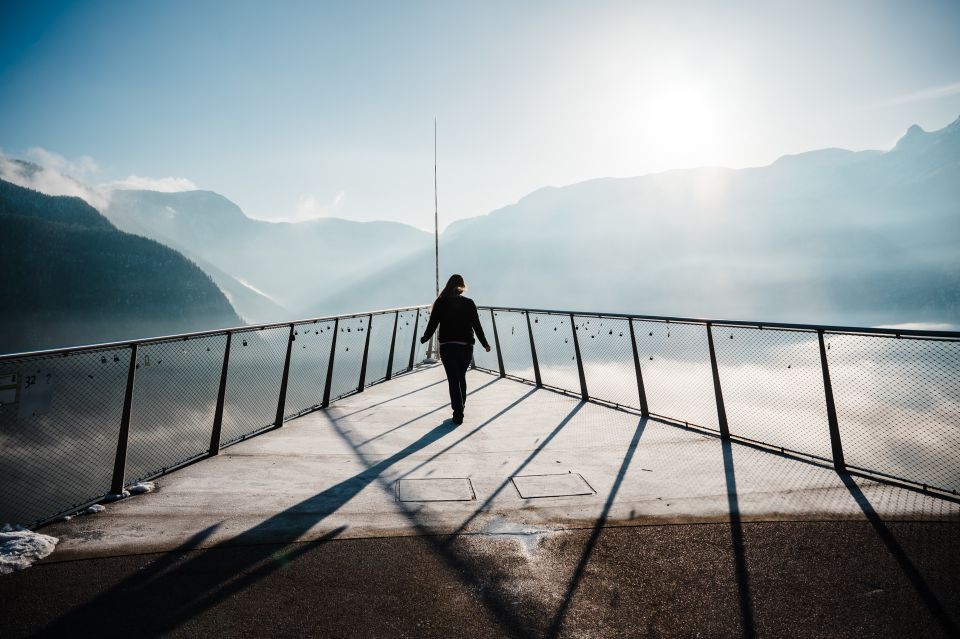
[42,417,459,637]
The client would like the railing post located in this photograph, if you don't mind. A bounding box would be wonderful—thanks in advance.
[385,311,399,381]
[209,331,232,456]
[818,329,845,471]
[110,343,138,495]
[570,313,588,401]
[706,322,730,439]
[628,319,649,416]
[273,324,296,428]
[491,309,505,377]
[407,308,421,371]
[525,310,542,387]
[321,318,340,408]
[357,314,373,391]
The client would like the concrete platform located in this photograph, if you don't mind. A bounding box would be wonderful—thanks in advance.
[3,366,959,637]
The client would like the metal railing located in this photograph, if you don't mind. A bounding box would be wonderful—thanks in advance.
[2,302,957,527]
[0,305,432,527]
[471,306,960,498]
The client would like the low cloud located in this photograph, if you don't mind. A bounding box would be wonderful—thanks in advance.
[106,175,197,192]
[24,146,99,178]
[0,152,109,210]
[0,146,198,211]
[278,190,346,223]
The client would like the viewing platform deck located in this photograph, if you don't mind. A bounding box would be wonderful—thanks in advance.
[3,365,959,638]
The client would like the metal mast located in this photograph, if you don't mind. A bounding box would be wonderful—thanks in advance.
[434,117,439,303]
[426,118,440,363]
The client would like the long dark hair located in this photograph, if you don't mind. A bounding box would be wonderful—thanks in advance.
[431,274,466,313]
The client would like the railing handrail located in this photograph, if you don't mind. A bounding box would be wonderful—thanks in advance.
[478,305,960,340]
[0,304,431,362]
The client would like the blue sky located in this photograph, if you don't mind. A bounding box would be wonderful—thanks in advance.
[1,0,959,228]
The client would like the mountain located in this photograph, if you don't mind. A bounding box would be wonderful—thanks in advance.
[308,116,960,327]
[0,179,241,354]
[102,190,432,320]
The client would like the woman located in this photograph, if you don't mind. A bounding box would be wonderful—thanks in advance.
[420,274,492,424]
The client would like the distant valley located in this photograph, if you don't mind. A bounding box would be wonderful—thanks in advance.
[2,115,957,353]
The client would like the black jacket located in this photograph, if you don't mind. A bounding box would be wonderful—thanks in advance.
[420,294,490,348]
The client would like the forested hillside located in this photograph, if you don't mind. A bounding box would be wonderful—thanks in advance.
[0,179,241,353]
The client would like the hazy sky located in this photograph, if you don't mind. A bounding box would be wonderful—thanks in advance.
[1,0,959,229]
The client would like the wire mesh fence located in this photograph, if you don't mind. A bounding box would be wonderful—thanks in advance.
[713,326,832,460]
[527,312,579,392]
[827,333,960,493]
[2,303,957,527]
[220,325,290,445]
[0,346,130,526]
[126,334,226,483]
[391,310,419,377]
[365,312,397,385]
[632,320,720,431]
[491,310,533,378]
[0,306,429,527]
[576,316,638,409]
[472,309,500,372]
[283,320,336,417]
[478,306,960,496]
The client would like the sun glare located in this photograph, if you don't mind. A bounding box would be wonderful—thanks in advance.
[614,73,734,172]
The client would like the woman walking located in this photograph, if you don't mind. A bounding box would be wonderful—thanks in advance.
[420,274,491,424]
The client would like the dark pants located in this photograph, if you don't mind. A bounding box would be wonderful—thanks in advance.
[440,343,473,418]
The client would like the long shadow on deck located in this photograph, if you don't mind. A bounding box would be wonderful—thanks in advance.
[41,380,506,636]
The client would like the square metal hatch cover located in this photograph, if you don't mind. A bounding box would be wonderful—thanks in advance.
[511,473,595,498]
[397,478,476,502]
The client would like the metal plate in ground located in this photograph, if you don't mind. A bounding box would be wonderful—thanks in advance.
[511,473,595,498]
[397,478,476,502]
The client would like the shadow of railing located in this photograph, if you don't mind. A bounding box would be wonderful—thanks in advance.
[25,367,960,638]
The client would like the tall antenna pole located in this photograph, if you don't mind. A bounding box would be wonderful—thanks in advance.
[426,117,440,363]
[434,117,439,301]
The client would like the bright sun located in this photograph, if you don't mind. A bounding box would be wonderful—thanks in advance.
[620,76,732,170]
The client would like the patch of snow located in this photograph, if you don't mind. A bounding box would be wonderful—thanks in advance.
[78,504,105,516]
[0,526,58,574]
[128,482,155,495]
[103,490,130,502]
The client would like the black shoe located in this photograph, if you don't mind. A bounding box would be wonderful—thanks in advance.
[453,414,464,425]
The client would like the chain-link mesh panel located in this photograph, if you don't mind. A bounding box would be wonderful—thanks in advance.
[576,316,639,409]
[472,309,499,371]
[0,347,129,526]
[713,327,832,459]
[828,334,960,493]
[125,334,226,483]
[492,310,533,379]
[328,315,368,400]
[284,320,335,417]
[413,307,432,364]
[365,312,397,385]
[220,326,289,445]
[529,312,578,391]
[391,310,418,376]
[632,320,719,431]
